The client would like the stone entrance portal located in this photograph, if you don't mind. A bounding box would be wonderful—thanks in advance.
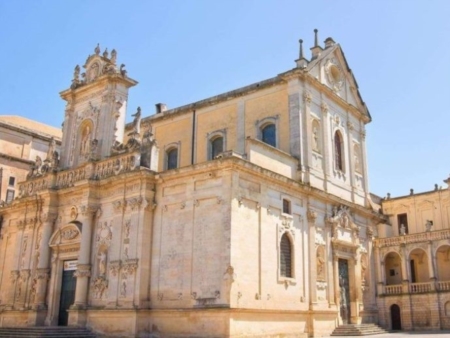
[390,304,402,330]
[338,258,351,324]
[58,261,77,326]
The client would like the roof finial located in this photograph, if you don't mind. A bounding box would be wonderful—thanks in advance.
[95,43,100,55]
[314,29,319,47]
[299,39,304,59]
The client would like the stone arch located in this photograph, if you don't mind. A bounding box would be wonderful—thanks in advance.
[408,247,429,283]
[383,251,403,285]
[49,222,82,248]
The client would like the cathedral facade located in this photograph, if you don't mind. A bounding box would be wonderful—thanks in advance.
[0,34,385,337]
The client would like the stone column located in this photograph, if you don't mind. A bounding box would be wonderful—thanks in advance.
[401,244,410,293]
[34,212,56,309]
[427,241,437,290]
[374,244,384,295]
[307,208,317,308]
[72,206,97,309]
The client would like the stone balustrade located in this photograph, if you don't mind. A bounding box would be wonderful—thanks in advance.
[16,151,141,199]
[409,282,432,293]
[383,280,450,295]
[437,280,450,291]
[376,228,450,248]
[385,284,402,295]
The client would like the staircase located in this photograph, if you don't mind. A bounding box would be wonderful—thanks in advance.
[331,323,388,336]
[0,327,96,338]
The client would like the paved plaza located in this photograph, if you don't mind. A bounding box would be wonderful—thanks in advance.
[325,332,450,338]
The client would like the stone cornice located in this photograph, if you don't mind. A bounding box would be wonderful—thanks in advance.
[0,121,62,143]
[60,73,138,101]
[0,152,34,165]
[157,154,383,222]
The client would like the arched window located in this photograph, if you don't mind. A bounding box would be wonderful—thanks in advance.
[262,124,276,147]
[334,131,344,171]
[167,148,178,170]
[280,233,293,278]
[210,136,223,159]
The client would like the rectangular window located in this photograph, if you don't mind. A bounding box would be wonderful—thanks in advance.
[8,177,15,186]
[5,189,14,203]
[397,213,408,234]
[389,269,395,277]
[282,199,291,215]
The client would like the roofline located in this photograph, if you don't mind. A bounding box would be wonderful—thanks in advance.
[0,121,62,142]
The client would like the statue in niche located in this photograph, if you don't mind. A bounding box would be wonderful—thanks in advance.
[316,246,326,280]
[97,250,107,277]
[313,127,320,152]
[80,125,91,157]
[354,152,361,173]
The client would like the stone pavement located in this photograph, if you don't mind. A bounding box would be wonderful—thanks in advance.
[325,331,450,338]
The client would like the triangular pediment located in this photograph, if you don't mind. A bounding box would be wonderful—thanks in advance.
[307,44,370,120]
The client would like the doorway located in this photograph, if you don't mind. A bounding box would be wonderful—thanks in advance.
[390,304,402,330]
[58,261,77,326]
[338,259,351,324]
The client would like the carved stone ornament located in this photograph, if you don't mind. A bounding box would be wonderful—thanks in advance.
[74,265,91,278]
[303,91,312,105]
[10,270,19,283]
[307,208,317,224]
[326,205,352,229]
[325,58,344,92]
[96,221,113,246]
[109,260,121,277]
[122,259,139,275]
[92,276,108,299]
[70,206,78,221]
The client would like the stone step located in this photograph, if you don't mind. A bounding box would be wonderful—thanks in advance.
[0,327,96,338]
[331,323,388,336]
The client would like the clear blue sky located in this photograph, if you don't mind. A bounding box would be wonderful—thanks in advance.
[1,0,449,198]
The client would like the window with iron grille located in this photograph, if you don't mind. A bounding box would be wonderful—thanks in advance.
[280,233,292,278]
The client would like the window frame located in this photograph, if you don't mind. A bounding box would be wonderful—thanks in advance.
[256,116,279,148]
[8,176,15,187]
[397,213,408,235]
[206,129,227,160]
[279,232,293,278]
[333,130,345,172]
[164,142,181,170]
[282,198,292,215]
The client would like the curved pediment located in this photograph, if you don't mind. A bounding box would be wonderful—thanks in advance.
[49,222,82,247]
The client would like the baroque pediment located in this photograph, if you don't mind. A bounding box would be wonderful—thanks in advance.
[326,205,353,229]
[49,223,82,247]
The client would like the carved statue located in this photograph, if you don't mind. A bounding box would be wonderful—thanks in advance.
[103,48,108,58]
[120,64,127,77]
[316,246,326,280]
[94,43,100,55]
[46,137,56,161]
[80,125,91,157]
[98,251,107,277]
[354,153,361,173]
[313,127,319,152]
[89,139,98,160]
[400,224,406,235]
[131,107,141,135]
[110,49,117,64]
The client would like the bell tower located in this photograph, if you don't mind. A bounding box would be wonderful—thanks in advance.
[59,44,137,169]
